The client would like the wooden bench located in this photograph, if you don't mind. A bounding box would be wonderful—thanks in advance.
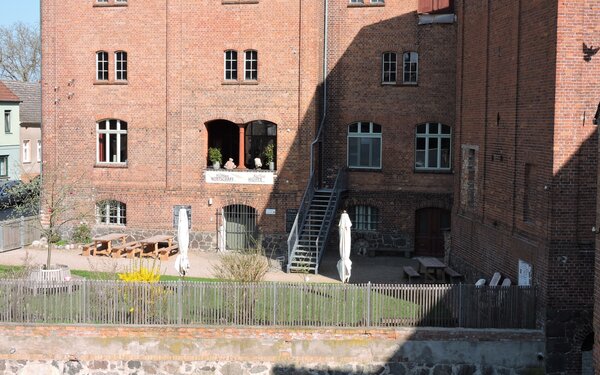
[403,266,421,283]
[444,267,463,283]
[81,242,101,256]
[111,241,142,258]
[157,244,179,261]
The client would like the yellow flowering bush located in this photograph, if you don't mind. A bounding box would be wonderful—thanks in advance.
[118,259,161,283]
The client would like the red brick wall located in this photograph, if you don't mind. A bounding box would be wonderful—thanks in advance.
[324,0,456,250]
[42,0,324,240]
[453,0,598,373]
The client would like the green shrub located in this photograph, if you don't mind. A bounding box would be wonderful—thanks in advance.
[71,222,92,243]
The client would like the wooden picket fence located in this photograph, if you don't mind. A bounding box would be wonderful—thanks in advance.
[0,280,536,329]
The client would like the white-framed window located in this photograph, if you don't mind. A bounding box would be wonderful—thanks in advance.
[244,50,257,81]
[349,0,364,3]
[96,51,109,81]
[403,51,418,84]
[96,0,108,2]
[22,140,31,163]
[96,200,126,225]
[0,156,7,178]
[224,50,238,80]
[371,0,384,3]
[36,140,41,162]
[115,51,127,81]
[347,122,382,169]
[382,52,396,84]
[115,0,127,3]
[415,122,451,170]
[97,119,128,164]
[4,110,10,133]
[351,205,379,231]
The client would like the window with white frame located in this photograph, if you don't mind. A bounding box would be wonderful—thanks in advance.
[22,140,30,163]
[351,205,379,231]
[96,200,126,225]
[415,122,451,170]
[224,50,238,80]
[37,140,41,162]
[0,156,7,178]
[371,0,384,3]
[403,51,418,84]
[4,110,10,133]
[347,122,382,169]
[244,50,257,80]
[97,119,128,164]
[115,51,127,81]
[382,52,396,84]
[96,51,109,81]
[349,0,364,3]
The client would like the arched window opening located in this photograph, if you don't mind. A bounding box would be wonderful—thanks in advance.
[221,204,258,251]
[206,120,240,167]
[245,120,277,169]
[96,200,126,226]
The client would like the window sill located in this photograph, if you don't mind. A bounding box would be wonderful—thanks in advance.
[381,82,419,87]
[222,80,259,85]
[414,168,452,174]
[23,161,31,164]
[348,2,385,8]
[94,163,128,169]
[222,0,259,3]
[348,168,382,172]
[94,81,128,85]
[93,2,128,7]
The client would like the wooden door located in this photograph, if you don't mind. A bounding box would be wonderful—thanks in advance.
[414,208,450,257]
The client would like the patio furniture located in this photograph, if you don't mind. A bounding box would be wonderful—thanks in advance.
[81,242,100,256]
[140,235,177,260]
[403,266,421,283]
[415,256,446,282]
[111,241,142,258]
[90,233,128,257]
[444,267,463,283]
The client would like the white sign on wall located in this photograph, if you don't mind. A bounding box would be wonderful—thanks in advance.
[518,259,532,286]
[205,170,275,185]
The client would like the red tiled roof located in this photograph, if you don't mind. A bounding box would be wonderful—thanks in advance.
[0,81,20,102]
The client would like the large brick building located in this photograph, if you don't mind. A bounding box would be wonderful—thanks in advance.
[450,1,599,374]
[41,0,456,263]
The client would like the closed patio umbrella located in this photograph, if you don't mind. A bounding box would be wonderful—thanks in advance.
[337,210,352,283]
[174,208,190,277]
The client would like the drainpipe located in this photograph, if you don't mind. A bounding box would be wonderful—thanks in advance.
[309,0,329,177]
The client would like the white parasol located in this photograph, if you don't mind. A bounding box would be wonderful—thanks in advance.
[174,208,190,276]
[336,211,352,283]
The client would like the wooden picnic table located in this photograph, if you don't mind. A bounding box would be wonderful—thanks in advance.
[91,233,128,257]
[140,235,176,260]
[415,256,447,282]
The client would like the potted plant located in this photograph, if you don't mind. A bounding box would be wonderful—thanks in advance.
[208,147,222,169]
[263,143,275,170]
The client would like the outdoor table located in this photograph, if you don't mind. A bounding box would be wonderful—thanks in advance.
[140,235,174,259]
[91,233,128,257]
[415,256,447,282]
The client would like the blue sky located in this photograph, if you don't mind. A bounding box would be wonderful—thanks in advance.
[0,0,40,27]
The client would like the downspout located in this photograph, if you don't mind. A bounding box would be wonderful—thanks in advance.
[309,0,329,177]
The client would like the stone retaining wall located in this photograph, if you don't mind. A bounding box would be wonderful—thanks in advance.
[0,325,545,374]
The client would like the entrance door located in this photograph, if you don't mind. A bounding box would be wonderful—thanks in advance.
[414,208,450,257]
[223,204,258,250]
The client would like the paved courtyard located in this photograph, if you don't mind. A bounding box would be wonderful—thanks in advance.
[0,245,417,284]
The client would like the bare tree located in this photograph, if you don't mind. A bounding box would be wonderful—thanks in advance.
[0,22,40,82]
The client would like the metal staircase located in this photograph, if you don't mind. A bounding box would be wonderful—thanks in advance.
[287,168,347,274]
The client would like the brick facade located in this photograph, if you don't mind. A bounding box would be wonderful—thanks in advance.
[42,0,456,258]
[452,1,599,373]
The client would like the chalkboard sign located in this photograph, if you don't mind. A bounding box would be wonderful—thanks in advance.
[173,205,192,229]
[286,209,298,233]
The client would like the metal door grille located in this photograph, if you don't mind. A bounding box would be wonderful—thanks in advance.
[219,204,258,251]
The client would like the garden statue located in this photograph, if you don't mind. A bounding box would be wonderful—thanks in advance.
[224,158,236,169]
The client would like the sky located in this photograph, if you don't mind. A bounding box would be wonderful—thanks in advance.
[0,0,40,27]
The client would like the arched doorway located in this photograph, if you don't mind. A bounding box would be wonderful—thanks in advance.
[206,120,240,166]
[223,204,258,250]
[414,208,450,257]
[581,332,594,375]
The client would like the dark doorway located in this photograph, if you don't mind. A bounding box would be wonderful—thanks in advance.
[414,208,450,257]
[206,120,239,166]
[223,204,258,251]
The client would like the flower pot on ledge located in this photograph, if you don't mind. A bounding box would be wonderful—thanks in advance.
[213,162,221,169]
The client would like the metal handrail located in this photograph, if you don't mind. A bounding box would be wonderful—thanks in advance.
[287,171,317,272]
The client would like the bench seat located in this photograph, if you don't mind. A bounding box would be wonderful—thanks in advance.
[444,267,463,282]
[403,266,421,283]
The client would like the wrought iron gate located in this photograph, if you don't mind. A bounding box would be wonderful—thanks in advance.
[217,204,258,251]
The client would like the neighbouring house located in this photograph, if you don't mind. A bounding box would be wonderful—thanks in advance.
[2,81,42,181]
[450,1,599,374]
[0,81,21,181]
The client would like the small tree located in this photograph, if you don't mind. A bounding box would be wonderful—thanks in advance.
[13,168,95,269]
[208,147,222,165]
